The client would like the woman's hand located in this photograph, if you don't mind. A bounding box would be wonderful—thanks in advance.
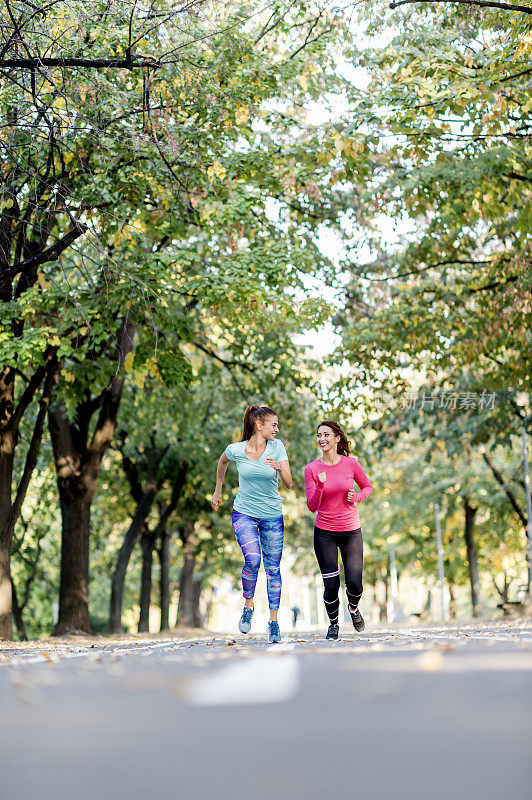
[264,457,281,471]
[347,489,356,504]
[211,489,223,511]
[318,471,326,484]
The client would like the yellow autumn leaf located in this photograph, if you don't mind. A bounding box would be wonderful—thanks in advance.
[124,352,134,372]
[37,272,51,290]
[208,161,226,181]
[145,357,158,377]
[235,105,248,125]
[133,372,146,389]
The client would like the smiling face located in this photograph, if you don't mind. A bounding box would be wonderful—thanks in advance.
[256,414,279,440]
[317,424,341,456]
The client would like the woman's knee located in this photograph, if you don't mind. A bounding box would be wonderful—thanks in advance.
[323,574,340,601]
[244,551,261,574]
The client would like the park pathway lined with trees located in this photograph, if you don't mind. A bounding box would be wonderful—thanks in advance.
[1,2,530,795]
[0,1,530,645]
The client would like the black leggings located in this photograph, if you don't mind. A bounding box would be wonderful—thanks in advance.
[313,526,363,624]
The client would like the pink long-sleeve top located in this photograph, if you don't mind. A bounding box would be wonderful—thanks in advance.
[304,455,373,532]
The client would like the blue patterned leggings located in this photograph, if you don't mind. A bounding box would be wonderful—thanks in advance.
[232,510,284,611]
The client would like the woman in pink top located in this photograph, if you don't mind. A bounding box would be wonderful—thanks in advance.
[304,420,373,640]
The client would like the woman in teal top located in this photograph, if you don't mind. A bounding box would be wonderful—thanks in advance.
[212,405,293,643]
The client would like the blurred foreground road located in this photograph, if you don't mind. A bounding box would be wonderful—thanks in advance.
[1,621,531,800]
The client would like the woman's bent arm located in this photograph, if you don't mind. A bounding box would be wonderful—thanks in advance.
[279,459,293,489]
[304,465,324,512]
[211,453,230,510]
[350,460,373,503]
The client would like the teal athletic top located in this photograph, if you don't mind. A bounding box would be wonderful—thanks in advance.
[224,438,288,519]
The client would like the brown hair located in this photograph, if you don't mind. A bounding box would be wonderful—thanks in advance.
[242,405,277,440]
[317,420,350,457]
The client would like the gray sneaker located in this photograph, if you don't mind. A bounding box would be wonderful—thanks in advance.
[349,605,365,632]
[238,606,254,633]
[268,620,281,643]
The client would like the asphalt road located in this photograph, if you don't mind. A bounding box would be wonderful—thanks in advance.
[1,621,531,800]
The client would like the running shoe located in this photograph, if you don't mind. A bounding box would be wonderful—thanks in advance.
[268,620,281,643]
[326,623,339,640]
[238,606,254,634]
[349,604,365,632]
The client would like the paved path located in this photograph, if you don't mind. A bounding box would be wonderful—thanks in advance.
[2,621,531,800]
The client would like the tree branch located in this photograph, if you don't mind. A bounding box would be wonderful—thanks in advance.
[121,454,146,504]
[482,451,528,533]
[2,221,88,280]
[87,318,136,472]
[191,340,251,398]
[501,67,532,83]
[354,258,497,282]
[0,57,160,69]
[465,274,520,294]
[191,340,255,373]
[5,358,58,538]
[20,538,42,610]
[390,0,532,14]
[10,359,48,432]
[508,171,532,182]
[152,463,188,537]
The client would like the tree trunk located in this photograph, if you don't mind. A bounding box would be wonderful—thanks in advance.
[49,403,94,635]
[501,574,510,604]
[482,450,530,591]
[159,529,170,631]
[203,589,213,629]
[55,488,92,633]
[379,566,389,622]
[385,562,391,621]
[491,571,510,604]
[366,578,376,622]
[110,452,186,634]
[10,578,27,641]
[175,521,199,628]
[464,498,481,617]
[109,489,156,633]
[49,320,135,635]
[191,576,203,628]
[0,536,13,640]
[0,359,56,640]
[448,580,456,619]
[138,531,154,633]
[176,547,196,627]
[0,369,16,639]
